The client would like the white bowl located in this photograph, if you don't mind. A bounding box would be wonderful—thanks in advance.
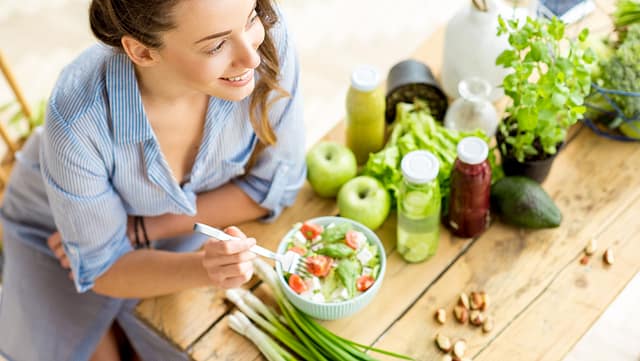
[275,216,386,320]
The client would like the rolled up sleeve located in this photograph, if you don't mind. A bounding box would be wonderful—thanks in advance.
[233,21,306,221]
[41,104,133,293]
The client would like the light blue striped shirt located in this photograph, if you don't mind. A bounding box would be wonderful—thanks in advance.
[0,18,305,293]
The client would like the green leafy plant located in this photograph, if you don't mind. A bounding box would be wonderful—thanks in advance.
[496,16,594,162]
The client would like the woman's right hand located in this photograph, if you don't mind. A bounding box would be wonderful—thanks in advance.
[202,226,257,289]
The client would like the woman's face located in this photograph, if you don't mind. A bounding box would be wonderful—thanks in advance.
[156,0,265,101]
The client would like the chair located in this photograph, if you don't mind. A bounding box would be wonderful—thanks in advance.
[0,50,32,187]
[0,49,34,282]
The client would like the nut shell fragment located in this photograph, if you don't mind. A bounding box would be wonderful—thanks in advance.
[435,308,447,324]
[435,333,452,352]
[603,248,614,265]
[453,305,468,324]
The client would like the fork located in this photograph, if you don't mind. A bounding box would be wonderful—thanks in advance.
[193,223,310,277]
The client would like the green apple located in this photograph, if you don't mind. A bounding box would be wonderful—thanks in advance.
[306,142,357,197]
[337,176,391,230]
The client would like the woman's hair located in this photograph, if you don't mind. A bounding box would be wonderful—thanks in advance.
[89,0,288,153]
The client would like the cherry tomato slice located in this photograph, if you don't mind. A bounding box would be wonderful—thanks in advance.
[345,230,360,250]
[356,275,375,292]
[306,255,333,277]
[300,222,323,240]
[288,274,308,294]
[289,246,307,256]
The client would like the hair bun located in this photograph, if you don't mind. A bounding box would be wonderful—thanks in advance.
[89,0,125,48]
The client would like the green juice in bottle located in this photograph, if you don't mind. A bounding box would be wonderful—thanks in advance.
[345,65,385,165]
[397,150,441,263]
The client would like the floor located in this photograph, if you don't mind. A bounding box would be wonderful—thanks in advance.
[0,1,638,360]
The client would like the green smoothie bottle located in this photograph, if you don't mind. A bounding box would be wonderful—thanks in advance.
[346,65,386,164]
[397,150,441,263]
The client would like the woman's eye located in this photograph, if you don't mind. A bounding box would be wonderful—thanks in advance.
[208,41,226,55]
[248,11,259,26]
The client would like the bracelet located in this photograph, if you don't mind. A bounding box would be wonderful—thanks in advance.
[139,216,150,248]
[133,216,141,248]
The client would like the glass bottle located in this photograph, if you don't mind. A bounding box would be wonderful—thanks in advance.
[447,136,492,238]
[397,150,441,263]
[444,77,499,137]
[441,0,510,101]
[345,65,386,164]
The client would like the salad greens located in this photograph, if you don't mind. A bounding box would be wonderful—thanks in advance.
[316,243,355,258]
[362,100,502,213]
[321,222,351,243]
[336,259,361,298]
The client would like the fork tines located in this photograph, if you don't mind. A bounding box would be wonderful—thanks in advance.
[290,255,311,278]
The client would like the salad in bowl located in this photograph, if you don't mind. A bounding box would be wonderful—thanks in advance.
[276,216,386,320]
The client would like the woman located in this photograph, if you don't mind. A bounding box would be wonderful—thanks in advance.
[0,0,305,359]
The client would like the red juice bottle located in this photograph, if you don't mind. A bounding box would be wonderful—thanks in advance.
[447,137,491,238]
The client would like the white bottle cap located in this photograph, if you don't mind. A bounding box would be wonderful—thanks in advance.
[457,136,489,165]
[350,65,381,92]
[401,150,440,184]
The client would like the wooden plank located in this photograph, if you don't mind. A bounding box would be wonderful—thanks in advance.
[475,194,640,361]
[134,287,225,350]
[369,128,640,360]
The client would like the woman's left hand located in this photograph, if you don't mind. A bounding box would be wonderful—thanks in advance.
[46,231,74,280]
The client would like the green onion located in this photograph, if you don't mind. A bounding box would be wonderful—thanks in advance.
[228,311,293,361]
[225,289,309,359]
[252,259,415,361]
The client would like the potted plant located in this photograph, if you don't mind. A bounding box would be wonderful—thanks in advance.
[495,16,594,182]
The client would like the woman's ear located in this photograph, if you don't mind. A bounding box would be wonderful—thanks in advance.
[121,35,161,67]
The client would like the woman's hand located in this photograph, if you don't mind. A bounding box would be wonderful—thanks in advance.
[202,226,257,289]
[46,231,74,280]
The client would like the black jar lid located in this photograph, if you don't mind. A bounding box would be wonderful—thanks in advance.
[386,59,448,123]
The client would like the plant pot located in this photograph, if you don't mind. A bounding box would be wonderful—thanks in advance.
[496,131,562,183]
[385,59,448,124]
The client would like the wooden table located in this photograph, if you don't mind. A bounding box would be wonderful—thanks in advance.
[136,2,639,360]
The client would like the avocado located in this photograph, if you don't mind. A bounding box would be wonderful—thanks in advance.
[491,176,562,228]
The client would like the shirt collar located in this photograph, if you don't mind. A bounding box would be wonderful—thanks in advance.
[105,51,154,144]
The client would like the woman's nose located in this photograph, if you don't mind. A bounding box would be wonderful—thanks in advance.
[233,34,261,70]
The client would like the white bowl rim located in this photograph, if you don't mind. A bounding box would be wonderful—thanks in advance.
[275,216,387,308]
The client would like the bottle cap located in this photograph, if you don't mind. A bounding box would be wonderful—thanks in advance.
[457,136,489,165]
[351,65,381,92]
[401,150,440,184]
